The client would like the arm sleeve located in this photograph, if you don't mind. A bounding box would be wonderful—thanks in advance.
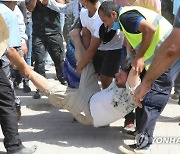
[80,9,86,27]
[14,5,28,44]
[7,13,21,49]
[120,10,145,34]
[174,7,180,28]
[47,0,73,14]
[93,17,103,38]
[2,12,21,55]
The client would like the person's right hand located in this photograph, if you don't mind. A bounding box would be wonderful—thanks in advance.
[39,0,49,5]
[76,64,82,76]
[133,81,151,108]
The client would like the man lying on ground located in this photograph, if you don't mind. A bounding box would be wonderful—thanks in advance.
[22,57,140,127]
[13,25,140,127]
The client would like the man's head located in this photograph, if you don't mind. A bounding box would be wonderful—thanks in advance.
[79,0,98,8]
[98,1,119,28]
[0,14,9,57]
[115,66,131,87]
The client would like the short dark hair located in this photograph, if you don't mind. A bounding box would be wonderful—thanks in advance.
[98,1,120,17]
[89,0,99,4]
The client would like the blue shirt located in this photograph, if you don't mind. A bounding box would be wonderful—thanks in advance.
[173,0,180,15]
[0,2,21,55]
[119,10,144,34]
[174,7,180,28]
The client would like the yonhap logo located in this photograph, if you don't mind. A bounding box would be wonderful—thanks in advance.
[153,137,180,144]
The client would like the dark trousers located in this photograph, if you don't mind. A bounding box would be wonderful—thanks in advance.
[136,68,173,144]
[1,56,21,106]
[174,73,180,94]
[32,33,64,82]
[0,67,22,152]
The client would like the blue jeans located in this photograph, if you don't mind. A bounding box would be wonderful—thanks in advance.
[120,45,127,68]
[25,22,32,66]
[23,22,32,84]
[136,59,180,145]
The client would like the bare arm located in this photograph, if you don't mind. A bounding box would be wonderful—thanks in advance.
[76,36,101,75]
[141,28,180,87]
[69,29,86,62]
[26,0,37,12]
[132,19,156,73]
[6,48,31,78]
[6,47,49,92]
[133,27,180,108]
[81,27,91,50]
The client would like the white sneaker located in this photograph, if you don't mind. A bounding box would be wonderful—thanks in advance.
[119,144,150,154]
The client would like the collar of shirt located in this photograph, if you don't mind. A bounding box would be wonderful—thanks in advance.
[111,7,122,30]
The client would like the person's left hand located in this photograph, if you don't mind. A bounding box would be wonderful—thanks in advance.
[76,64,82,76]
[21,43,28,56]
[131,57,144,74]
[39,0,49,4]
[133,82,151,108]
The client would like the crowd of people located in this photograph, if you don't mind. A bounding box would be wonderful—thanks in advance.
[0,0,179,154]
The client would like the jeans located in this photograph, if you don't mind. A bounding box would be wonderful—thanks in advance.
[0,67,23,152]
[60,13,65,34]
[136,65,176,144]
[1,56,21,106]
[25,22,32,66]
[120,45,127,68]
[32,33,65,82]
[23,22,33,85]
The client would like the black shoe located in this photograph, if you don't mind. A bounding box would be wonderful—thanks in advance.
[8,145,37,154]
[16,106,21,121]
[33,90,41,99]
[119,144,150,154]
[23,84,31,93]
[171,93,179,100]
[122,130,138,139]
[59,77,67,85]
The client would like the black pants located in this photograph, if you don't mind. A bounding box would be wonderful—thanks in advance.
[32,33,64,82]
[174,73,180,94]
[136,68,173,144]
[0,67,23,152]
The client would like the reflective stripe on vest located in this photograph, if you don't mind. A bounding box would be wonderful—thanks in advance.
[119,6,173,70]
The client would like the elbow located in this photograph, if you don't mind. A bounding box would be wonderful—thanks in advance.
[27,8,34,12]
[26,5,34,12]
[150,26,156,36]
[166,44,179,58]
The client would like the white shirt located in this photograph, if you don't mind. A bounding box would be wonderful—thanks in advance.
[90,80,140,127]
[47,0,80,21]
[80,8,124,50]
[14,5,28,44]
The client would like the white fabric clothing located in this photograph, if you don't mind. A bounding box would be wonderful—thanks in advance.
[14,5,28,44]
[90,80,140,127]
[80,8,124,50]
[47,0,80,21]
[44,62,139,127]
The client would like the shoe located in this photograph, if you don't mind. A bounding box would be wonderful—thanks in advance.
[122,130,138,139]
[23,84,31,93]
[72,118,78,123]
[171,93,179,100]
[8,145,37,154]
[33,90,41,99]
[119,144,150,154]
[59,77,67,85]
[178,96,180,105]
[16,106,21,121]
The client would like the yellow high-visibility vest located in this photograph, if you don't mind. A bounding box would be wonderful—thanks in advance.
[119,6,173,70]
